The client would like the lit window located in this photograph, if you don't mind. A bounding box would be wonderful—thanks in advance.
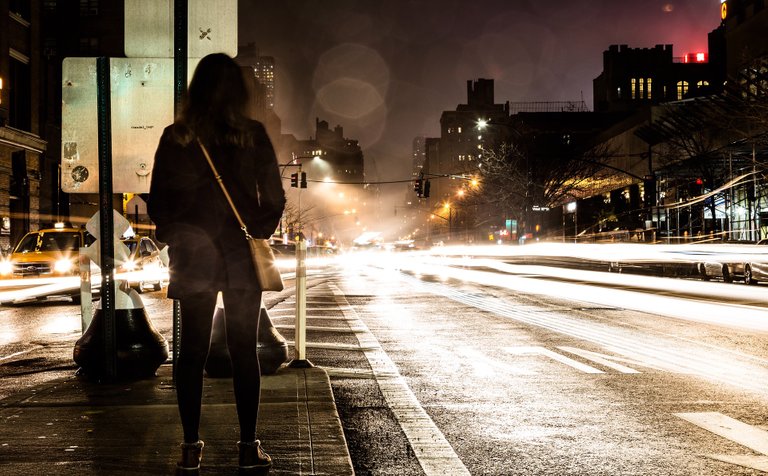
[457,126,462,133]
[639,78,644,99]
[697,80,709,88]
[79,0,98,16]
[646,78,652,100]
[676,81,688,100]
[631,78,636,99]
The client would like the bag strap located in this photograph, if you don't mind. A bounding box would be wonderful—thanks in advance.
[197,138,254,240]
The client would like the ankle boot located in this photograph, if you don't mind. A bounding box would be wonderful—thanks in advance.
[177,440,204,471]
[237,440,272,473]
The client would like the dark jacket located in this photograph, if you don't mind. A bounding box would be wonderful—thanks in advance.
[148,121,286,298]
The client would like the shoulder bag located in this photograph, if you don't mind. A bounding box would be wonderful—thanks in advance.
[197,139,285,292]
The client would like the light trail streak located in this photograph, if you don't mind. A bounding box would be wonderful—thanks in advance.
[341,253,768,395]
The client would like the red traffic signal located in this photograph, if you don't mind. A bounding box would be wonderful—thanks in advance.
[290,173,298,188]
[414,179,423,196]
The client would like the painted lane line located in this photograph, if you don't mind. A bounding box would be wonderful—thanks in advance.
[329,284,471,476]
[274,324,366,333]
[675,412,768,456]
[557,346,641,374]
[324,367,400,379]
[0,348,36,362]
[285,341,378,351]
[705,455,768,472]
[504,346,604,374]
[675,412,768,472]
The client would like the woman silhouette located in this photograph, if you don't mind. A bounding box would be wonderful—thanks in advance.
[149,53,285,474]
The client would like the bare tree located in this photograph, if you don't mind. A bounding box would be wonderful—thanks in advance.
[473,120,615,237]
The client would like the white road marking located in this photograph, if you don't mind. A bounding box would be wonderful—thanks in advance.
[675,412,768,472]
[557,346,640,373]
[675,412,768,455]
[274,324,366,333]
[285,341,378,351]
[504,346,604,373]
[330,284,471,476]
[324,367,400,379]
[0,348,35,362]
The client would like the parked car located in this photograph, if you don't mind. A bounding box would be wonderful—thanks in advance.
[117,235,168,292]
[696,240,768,284]
[0,224,94,278]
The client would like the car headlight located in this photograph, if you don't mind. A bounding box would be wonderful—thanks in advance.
[54,259,74,273]
[0,260,13,276]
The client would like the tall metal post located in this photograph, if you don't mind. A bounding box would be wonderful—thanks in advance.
[289,170,313,368]
[172,0,187,377]
[96,56,117,379]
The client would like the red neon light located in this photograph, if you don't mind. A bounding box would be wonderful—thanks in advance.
[684,52,708,63]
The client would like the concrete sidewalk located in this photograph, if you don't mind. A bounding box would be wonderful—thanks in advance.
[0,362,354,475]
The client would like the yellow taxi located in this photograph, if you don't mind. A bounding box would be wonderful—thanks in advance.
[0,224,94,278]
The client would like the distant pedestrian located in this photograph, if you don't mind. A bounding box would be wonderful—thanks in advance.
[148,52,286,474]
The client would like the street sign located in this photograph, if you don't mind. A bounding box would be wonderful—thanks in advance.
[62,57,200,193]
[124,0,237,58]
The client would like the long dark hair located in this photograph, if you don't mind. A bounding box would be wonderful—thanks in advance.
[175,53,253,148]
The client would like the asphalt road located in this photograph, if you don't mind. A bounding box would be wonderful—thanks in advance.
[2,251,768,475]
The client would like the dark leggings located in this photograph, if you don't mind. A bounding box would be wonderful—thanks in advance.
[175,289,262,443]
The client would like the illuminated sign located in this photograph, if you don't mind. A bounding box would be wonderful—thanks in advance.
[721,1,727,21]
[683,53,708,63]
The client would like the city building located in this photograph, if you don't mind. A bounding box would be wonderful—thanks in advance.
[0,0,47,250]
[593,43,718,114]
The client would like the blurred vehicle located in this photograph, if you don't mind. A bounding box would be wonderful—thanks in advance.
[117,235,167,292]
[744,239,768,285]
[270,243,296,257]
[696,240,768,284]
[269,242,335,258]
[0,224,94,278]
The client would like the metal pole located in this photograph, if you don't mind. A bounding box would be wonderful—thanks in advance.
[172,0,187,377]
[96,56,117,380]
[289,170,313,368]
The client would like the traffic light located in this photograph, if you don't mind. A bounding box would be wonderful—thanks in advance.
[423,179,431,198]
[414,178,423,197]
[300,171,307,189]
[290,172,298,188]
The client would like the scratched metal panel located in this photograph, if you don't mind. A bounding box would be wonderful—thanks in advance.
[109,58,174,193]
[61,57,200,194]
[124,0,237,58]
[61,58,99,194]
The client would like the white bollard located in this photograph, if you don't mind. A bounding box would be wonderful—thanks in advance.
[289,240,313,367]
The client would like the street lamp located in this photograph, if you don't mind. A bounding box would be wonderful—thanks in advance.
[565,201,577,243]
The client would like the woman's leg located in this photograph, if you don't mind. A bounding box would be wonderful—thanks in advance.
[221,289,262,442]
[176,292,218,443]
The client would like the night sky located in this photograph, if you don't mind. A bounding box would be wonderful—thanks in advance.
[239,0,722,184]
